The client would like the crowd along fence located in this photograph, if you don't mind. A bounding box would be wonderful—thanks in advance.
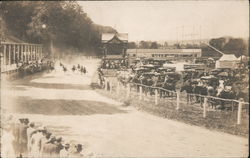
[101,77,249,125]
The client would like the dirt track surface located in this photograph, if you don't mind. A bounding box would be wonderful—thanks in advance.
[1,58,248,157]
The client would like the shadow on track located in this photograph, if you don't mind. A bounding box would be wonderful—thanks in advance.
[17,82,91,90]
[14,97,126,115]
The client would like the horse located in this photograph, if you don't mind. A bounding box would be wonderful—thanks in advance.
[217,89,236,110]
[180,83,193,103]
[162,82,176,98]
[63,66,67,73]
[72,65,76,72]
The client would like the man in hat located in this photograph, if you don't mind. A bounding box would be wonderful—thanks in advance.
[40,131,52,157]
[43,136,58,157]
[55,136,64,154]
[60,143,70,158]
[69,144,84,158]
[1,123,16,158]
[15,118,29,157]
[29,126,45,158]
[27,122,37,155]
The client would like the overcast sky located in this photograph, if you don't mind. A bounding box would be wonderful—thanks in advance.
[78,1,249,42]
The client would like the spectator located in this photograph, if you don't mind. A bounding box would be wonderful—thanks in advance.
[60,143,70,158]
[1,124,16,158]
[69,144,84,158]
[15,118,29,157]
[27,122,37,156]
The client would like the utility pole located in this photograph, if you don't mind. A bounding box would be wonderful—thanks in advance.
[199,25,202,45]
[50,35,54,61]
[182,25,184,45]
[176,26,179,44]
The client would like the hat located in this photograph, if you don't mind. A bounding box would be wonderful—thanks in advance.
[49,136,57,143]
[76,144,83,152]
[37,126,46,131]
[29,122,35,127]
[63,143,70,148]
[56,136,63,142]
[225,86,232,91]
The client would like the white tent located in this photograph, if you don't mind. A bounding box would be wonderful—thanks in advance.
[219,54,238,61]
[237,55,248,61]
[216,54,239,69]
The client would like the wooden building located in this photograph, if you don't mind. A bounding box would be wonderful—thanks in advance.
[127,48,202,61]
[101,33,128,57]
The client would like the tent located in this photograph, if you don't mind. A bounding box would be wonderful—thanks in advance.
[219,54,238,60]
[237,55,248,62]
[215,54,239,69]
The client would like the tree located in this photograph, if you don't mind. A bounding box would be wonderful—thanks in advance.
[209,37,227,51]
[173,43,181,49]
[208,37,248,57]
[128,42,137,49]
[164,42,168,48]
[150,42,158,49]
[0,1,43,41]
[223,38,247,57]
[0,1,117,55]
[139,41,150,49]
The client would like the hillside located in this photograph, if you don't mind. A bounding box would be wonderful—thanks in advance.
[0,1,117,55]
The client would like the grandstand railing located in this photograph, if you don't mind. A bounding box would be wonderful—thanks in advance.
[0,42,43,73]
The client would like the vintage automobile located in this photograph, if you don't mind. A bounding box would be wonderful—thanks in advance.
[157,67,176,73]
[200,75,219,87]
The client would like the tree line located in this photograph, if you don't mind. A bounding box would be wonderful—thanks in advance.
[0,1,117,55]
[128,41,168,49]
[128,37,248,58]
[208,37,248,57]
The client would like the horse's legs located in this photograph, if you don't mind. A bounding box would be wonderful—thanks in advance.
[187,93,190,104]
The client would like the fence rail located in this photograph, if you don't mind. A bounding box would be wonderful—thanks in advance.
[0,42,43,73]
[101,77,249,125]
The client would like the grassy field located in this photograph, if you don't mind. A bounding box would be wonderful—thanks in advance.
[95,86,249,137]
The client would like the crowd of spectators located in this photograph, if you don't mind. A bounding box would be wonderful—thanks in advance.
[101,59,128,69]
[1,115,85,158]
[18,58,55,77]
[99,58,249,110]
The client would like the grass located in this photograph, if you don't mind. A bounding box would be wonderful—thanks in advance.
[96,87,249,137]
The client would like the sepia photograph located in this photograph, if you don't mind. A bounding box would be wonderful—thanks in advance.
[0,1,249,158]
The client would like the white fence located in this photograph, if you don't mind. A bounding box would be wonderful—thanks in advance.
[101,77,249,125]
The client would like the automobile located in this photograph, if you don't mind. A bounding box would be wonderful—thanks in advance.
[157,67,176,73]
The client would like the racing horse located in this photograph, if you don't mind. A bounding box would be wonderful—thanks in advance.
[180,80,193,102]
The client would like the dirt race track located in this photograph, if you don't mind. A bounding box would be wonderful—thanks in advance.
[1,58,248,157]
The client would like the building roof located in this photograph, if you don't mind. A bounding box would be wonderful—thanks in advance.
[218,54,238,61]
[102,33,128,43]
[127,49,201,54]
[103,55,125,59]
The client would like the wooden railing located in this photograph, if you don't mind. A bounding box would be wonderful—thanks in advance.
[0,42,43,73]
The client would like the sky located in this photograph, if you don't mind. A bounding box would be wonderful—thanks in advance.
[78,1,249,42]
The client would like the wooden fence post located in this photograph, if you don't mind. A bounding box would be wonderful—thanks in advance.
[8,45,11,65]
[176,91,180,110]
[117,81,120,95]
[109,80,112,93]
[155,88,158,105]
[126,83,130,98]
[237,99,243,125]
[203,97,208,118]
[13,44,16,64]
[139,86,142,100]
[3,44,6,65]
[105,79,108,91]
